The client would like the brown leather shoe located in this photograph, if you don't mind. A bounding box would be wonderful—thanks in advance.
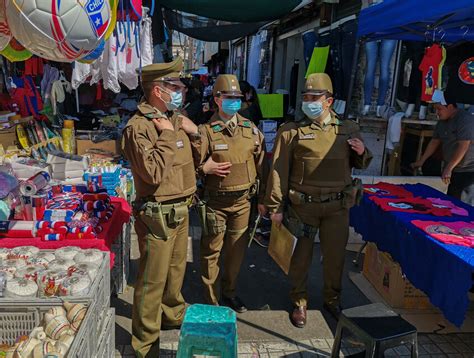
[290,306,307,328]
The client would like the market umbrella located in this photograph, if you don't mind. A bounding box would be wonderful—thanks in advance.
[157,0,302,22]
[163,9,265,42]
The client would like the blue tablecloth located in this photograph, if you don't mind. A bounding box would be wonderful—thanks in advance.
[350,183,474,327]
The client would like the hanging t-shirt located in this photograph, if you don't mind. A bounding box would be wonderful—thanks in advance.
[445,43,474,104]
[419,44,446,102]
[363,182,414,198]
[370,196,452,216]
[412,220,474,247]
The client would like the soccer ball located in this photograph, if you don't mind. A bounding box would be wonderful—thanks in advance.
[5,0,111,62]
[0,1,12,51]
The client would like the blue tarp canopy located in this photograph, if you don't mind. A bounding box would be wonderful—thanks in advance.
[357,0,474,43]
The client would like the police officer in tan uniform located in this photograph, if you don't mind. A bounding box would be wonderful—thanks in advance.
[122,57,200,357]
[265,73,372,327]
[193,74,267,312]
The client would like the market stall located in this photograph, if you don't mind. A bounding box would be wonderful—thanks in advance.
[351,183,474,327]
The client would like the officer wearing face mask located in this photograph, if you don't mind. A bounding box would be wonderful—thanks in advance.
[122,57,200,357]
[265,73,372,326]
[192,74,267,312]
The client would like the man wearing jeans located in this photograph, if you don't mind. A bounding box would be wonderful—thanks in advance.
[412,90,474,205]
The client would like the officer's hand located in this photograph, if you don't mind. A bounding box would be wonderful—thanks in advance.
[152,118,174,132]
[347,138,365,156]
[181,116,199,135]
[270,213,283,228]
[258,204,268,217]
[203,157,232,177]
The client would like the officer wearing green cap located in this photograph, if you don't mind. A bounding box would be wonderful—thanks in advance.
[192,74,267,312]
[264,73,372,327]
[122,57,200,357]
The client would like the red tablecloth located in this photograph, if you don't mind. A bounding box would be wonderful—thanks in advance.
[0,198,131,267]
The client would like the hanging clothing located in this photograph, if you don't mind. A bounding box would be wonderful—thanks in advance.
[446,43,474,104]
[247,31,266,89]
[51,79,73,115]
[41,64,60,101]
[9,76,43,118]
[71,14,153,93]
[24,57,44,77]
[419,44,446,102]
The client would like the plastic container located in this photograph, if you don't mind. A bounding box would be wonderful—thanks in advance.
[62,120,76,154]
[94,308,115,358]
[0,300,95,358]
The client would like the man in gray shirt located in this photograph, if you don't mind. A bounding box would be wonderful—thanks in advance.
[412,90,473,205]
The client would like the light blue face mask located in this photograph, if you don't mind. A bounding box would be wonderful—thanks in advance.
[160,87,183,111]
[302,100,325,119]
[222,99,242,115]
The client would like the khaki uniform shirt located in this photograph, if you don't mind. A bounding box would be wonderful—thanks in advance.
[192,112,267,200]
[265,113,373,214]
[122,102,197,202]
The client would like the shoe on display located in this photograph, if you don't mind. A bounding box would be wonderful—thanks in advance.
[361,105,370,116]
[419,105,427,120]
[404,103,415,118]
[376,105,383,118]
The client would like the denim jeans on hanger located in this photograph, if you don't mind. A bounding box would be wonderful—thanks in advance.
[364,39,397,106]
[339,20,358,100]
[302,31,317,67]
[330,29,343,99]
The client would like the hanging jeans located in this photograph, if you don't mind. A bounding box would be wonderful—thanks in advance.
[364,39,397,106]
[302,30,317,67]
[327,19,357,100]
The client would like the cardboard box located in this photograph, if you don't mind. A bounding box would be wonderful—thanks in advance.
[363,242,431,309]
[0,127,19,149]
[76,139,120,155]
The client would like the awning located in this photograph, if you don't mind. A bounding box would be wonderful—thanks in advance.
[158,0,302,22]
[357,0,474,43]
[163,9,265,41]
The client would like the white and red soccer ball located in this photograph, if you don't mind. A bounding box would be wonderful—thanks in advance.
[5,0,112,62]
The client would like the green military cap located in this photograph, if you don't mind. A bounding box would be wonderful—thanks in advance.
[140,57,183,84]
[213,74,243,97]
[303,73,333,95]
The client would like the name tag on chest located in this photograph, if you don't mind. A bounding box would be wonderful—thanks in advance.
[214,143,229,151]
[300,133,315,140]
[176,140,184,149]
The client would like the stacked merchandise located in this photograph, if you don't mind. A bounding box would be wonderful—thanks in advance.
[0,247,103,298]
[0,301,89,357]
[46,151,89,183]
[0,170,116,241]
[0,247,114,357]
[10,158,51,180]
[259,120,278,154]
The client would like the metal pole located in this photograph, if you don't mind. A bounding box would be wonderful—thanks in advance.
[75,88,80,113]
[343,38,362,120]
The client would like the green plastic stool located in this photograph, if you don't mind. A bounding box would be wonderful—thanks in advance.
[177,304,238,358]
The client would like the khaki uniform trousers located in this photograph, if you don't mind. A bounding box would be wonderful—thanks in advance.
[132,209,189,358]
[200,194,251,304]
[288,199,349,308]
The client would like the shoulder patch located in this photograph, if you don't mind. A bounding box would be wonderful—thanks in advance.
[212,124,223,132]
[240,120,252,128]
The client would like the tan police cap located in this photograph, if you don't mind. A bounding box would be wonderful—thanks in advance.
[140,57,183,83]
[303,73,333,95]
[213,74,243,97]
